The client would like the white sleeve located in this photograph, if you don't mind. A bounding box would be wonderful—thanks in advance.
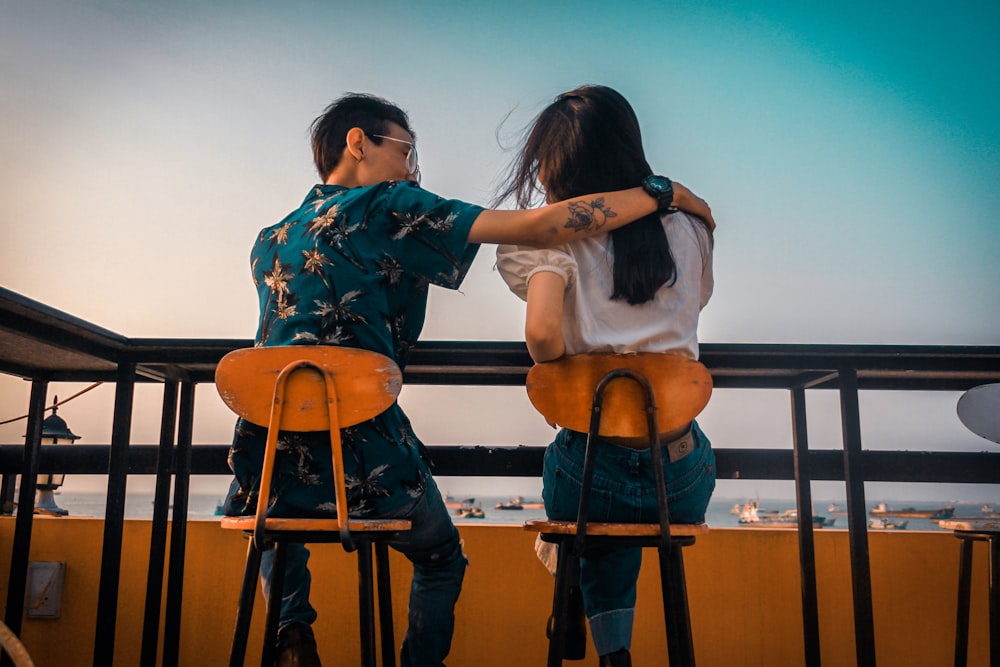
[495,244,577,302]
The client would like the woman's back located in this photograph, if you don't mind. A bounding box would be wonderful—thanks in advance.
[497,210,713,359]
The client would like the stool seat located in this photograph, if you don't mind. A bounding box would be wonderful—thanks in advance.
[525,519,708,538]
[939,518,1000,533]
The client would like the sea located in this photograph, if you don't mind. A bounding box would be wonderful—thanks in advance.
[37,491,999,531]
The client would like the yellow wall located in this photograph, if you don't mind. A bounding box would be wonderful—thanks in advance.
[1,518,993,666]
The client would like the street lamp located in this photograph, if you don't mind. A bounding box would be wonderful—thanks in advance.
[33,397,80,516]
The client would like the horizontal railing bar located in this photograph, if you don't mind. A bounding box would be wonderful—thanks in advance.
[3,445,998,485]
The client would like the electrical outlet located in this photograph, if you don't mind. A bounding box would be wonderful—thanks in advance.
[25,561,65,619]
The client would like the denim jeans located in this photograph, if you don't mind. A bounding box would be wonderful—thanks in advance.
[260,477,468,667]
[541,420,715,656]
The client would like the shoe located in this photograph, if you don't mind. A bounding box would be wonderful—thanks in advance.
[546,586,587,660]
[275,623,322,667]
[598,648,632,667]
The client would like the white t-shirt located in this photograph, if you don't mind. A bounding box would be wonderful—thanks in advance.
[496,211,713,359]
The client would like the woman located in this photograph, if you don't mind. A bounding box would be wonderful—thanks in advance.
[494,85,717,667]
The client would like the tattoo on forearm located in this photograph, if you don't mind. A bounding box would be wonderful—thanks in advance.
[564,198,618,233]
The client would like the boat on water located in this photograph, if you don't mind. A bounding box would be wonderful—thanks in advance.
[514,495,545,509]
[869,517,908,530]
[495,498,523,510]
[456,499,485,518]
[869,502,954,519]
[737,501,828,528]
[446,496,474,509]
[827,503,848,516]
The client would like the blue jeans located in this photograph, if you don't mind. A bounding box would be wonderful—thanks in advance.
[260,477,468,667]
[542,421,715,656]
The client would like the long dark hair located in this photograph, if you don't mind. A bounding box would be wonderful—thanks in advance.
[493,85,675,304]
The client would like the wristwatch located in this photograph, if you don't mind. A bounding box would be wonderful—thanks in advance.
[641,175,674,211]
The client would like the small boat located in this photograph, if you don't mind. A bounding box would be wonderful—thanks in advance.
[495,498,523,510]
[214,500,224,516]
[516,496,545,509]
[827,503,848,516]
[456,500,485,518]
[869,517,908,530]
[737,501,826,528]
[869,502,954,519]
[449,497,475,511]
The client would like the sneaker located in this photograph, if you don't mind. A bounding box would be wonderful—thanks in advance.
[275,623,322,667]
[598,648,632,667]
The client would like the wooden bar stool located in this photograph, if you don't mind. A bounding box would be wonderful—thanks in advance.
[946,382,1000,667]
[216,346,410,667]
[523,353,712,667]
[937,519,1000,667]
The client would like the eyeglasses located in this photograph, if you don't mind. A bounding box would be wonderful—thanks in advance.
[372,134,420,183]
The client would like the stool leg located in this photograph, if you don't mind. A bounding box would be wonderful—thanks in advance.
[375,541,397,667]
[261,542,287,667]
[659,543,696,666]
[357,540,377,667]
[546,541,574,667]
[955,538,973,667]
[230,538,263,667]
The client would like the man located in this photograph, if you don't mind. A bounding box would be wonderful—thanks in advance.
[224,93,713,667]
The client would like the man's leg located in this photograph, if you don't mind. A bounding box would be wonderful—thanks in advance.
[260,544,320,665]
[389,479,468,667]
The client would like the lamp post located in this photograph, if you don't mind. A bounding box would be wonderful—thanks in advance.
[33,397,80,516]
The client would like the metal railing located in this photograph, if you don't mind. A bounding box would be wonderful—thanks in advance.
[1,286,999,667]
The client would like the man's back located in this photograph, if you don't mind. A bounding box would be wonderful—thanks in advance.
[226,179,482,519]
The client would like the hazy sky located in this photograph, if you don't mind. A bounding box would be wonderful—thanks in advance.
[1,1,997,500]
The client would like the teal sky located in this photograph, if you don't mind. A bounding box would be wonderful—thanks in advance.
[1,1,997,499]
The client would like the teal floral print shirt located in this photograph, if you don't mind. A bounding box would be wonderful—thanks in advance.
[226,180,482,518]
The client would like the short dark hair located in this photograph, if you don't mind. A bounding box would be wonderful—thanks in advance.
[310,93,414,181]
[495,85,675,305]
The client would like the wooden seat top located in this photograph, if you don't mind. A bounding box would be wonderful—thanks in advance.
[526,353,712,438]
[215,346,402,432]
[524,518,709,537]
[938,518,1000,533]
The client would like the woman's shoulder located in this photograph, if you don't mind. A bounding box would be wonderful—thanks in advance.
[664,211,713,247]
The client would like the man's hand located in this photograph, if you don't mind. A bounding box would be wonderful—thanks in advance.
[671,181,715,233]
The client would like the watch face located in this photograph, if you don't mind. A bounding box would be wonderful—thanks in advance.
[648,179,668,193]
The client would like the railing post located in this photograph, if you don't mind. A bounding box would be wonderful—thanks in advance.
[162,381,196,666]
[790,384,822,666]
[140,380,179,667]
[839,367,876,666]
[1,377,47,667]
[94,361,136,666]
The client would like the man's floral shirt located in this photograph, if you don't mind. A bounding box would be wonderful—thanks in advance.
[225,181,481,518]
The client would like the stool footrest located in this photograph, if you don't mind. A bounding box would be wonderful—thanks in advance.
[524,518,708,537]
[220,516,412,533]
